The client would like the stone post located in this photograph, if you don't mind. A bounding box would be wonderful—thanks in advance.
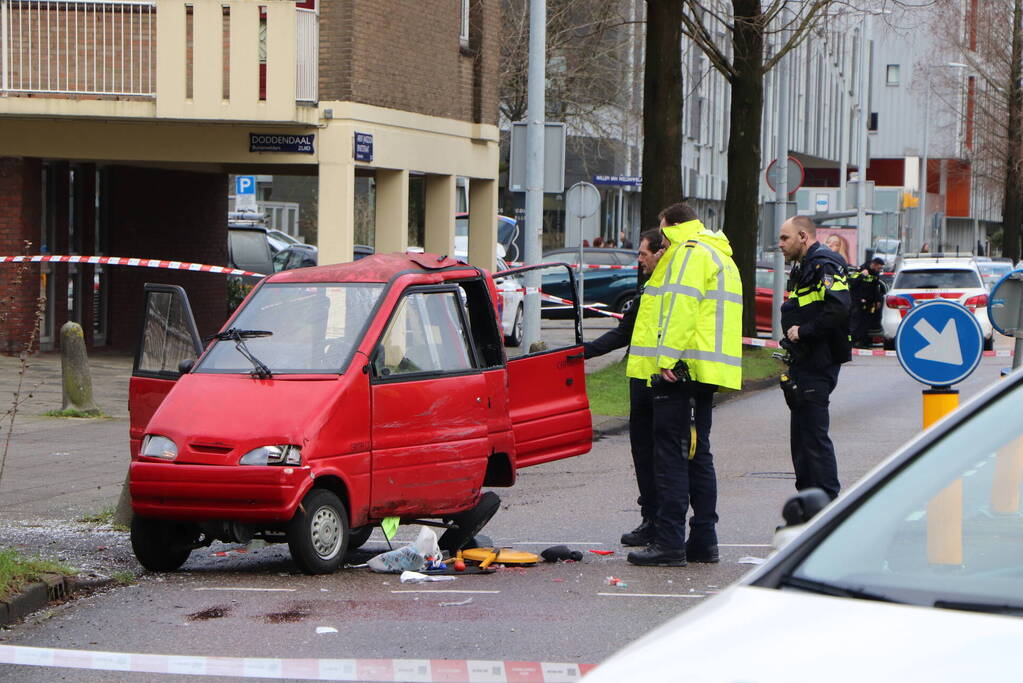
[59,322,100,416]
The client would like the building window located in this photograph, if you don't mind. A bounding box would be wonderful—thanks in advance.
[886,64,900,86]
[460,0,470,47]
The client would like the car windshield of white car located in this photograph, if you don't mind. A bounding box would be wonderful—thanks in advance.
[788,381,1023,614]
[197,283,384,374]
[894,269,981,289]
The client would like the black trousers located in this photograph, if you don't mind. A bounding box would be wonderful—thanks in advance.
[849,304,871,346]
[788,364,841,500]
[644,378,717,550]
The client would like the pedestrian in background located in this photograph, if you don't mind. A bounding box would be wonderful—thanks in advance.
[848,257,885,348]
[624,203,742,567]
[777,216,852,500]
[583,229,664,547]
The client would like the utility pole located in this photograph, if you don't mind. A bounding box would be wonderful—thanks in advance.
[855,13,871,264]
[522,0,546,351]
[771,25,790,341]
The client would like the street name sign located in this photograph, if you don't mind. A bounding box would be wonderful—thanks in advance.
[896,299,984,387]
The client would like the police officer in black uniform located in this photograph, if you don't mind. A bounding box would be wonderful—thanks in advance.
[847,257,885,347]
[583,228,664,546]
[777,216,852,500]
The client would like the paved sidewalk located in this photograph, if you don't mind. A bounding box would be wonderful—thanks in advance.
[0,351,133,522]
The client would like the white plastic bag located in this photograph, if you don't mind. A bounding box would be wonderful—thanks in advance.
[366,526,441,573]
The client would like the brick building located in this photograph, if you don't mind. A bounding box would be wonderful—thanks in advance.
[0,0,501,353]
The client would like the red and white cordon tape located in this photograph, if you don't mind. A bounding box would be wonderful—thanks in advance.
[742,336,1013,357]
[0,644,593,682]
[0,254,265,278]
[506,261,637,271]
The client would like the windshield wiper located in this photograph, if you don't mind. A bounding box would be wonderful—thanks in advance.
[207,328,274,379]
[780,576,904,604]
[934,599,1023,616]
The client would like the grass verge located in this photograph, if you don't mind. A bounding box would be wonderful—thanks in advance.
[43,409,104,418]
[78,506,129,531]
[0,548,73,601]
[586,345,784,417]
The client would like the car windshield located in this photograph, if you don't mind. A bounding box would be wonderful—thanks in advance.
[790,379,1023,613]
[894,269,981,289]
[979,262,1012,277]
[197,283,383,374]
[755,268,774,289]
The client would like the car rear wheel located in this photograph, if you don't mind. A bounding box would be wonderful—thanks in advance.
[615,293,634,315]
[287,489,348,575]
[439,491,501,553]
[131,517,199,572]
[506,304,523,347]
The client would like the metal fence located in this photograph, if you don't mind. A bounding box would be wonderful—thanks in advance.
[1,0,156,96]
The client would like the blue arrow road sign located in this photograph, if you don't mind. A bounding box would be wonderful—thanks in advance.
[896,299,984,386]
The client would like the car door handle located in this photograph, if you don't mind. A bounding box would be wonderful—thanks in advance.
[567,352,584,360]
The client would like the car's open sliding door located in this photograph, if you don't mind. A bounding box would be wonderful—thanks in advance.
[128,284,204,458]
[495,263,592,468]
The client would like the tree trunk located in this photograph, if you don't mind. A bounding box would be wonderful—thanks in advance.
[1003,0,1023,262]
[641,0,684,228]
[723,0,765,337]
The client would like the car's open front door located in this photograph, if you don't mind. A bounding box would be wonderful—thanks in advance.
[496,263,592,468]
[128,284,204,458]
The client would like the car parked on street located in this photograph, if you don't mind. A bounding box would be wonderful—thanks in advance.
[541,247,638,316]
[755,262,776,334]
[128,253,590,575]
[881,256,993,350]
[494,257,524,346]
[978,259,1014,290]
[586,367,1023,682]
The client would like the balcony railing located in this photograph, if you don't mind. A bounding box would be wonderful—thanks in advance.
[0,0,318,119]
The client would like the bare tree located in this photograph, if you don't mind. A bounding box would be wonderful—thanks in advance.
[500,0,635,179]
[925,0,1023,261]
[666,0,835,335]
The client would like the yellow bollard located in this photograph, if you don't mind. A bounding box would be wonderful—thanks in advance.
[923,388,961,565]
[991,435,1023,514]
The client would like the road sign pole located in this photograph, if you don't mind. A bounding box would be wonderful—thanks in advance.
[922,387,962,566]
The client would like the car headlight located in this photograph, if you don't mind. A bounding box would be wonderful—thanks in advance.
[141,435,178,461]
[239,445,302,466]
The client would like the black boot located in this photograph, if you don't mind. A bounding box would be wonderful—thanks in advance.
[627,544,687,567]
[685,542,720,563]
[620,520,655,547]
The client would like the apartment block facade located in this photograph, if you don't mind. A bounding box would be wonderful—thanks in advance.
[0,0,501,353]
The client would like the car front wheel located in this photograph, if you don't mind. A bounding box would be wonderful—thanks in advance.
[131,517,199,572]
[287,489,349,575]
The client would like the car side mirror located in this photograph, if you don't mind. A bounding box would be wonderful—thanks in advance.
[781,488,831,527]
[178,358,195,375]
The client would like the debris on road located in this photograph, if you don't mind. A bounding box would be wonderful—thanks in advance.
[540,545,583,562]
[439,597,474,607]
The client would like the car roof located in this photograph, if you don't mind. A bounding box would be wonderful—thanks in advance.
[897,258,978,272]
[265,251,478,284]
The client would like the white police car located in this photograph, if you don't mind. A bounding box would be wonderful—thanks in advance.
[881,256,993,350]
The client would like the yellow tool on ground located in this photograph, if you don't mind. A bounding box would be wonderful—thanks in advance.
[461,547,539,568]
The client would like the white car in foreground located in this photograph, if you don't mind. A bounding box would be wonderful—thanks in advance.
[586,368,1023,682]
[881,257,993,350]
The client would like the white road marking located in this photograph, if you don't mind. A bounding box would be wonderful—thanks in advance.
[597,592,705,599]
[193,587,297,592]
[719,543,773,547]
[391,590,500,594]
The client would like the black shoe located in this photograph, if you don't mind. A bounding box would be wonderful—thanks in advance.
[685,543,720,563]
[620,520,655,547]
[627,544,687,567]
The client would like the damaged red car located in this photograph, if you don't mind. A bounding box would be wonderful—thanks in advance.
[128,252,591,574]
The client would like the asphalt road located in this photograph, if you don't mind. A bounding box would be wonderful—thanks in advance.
[0,335,1014,682]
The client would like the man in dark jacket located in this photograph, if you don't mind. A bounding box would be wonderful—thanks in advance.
[583,228,666,546]
[847,257,886,347]
[778,216,852,500]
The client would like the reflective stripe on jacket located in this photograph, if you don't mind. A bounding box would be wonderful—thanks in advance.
[626,219,743,390]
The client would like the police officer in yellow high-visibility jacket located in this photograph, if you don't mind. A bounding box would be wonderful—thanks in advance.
[625,204,742,567]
